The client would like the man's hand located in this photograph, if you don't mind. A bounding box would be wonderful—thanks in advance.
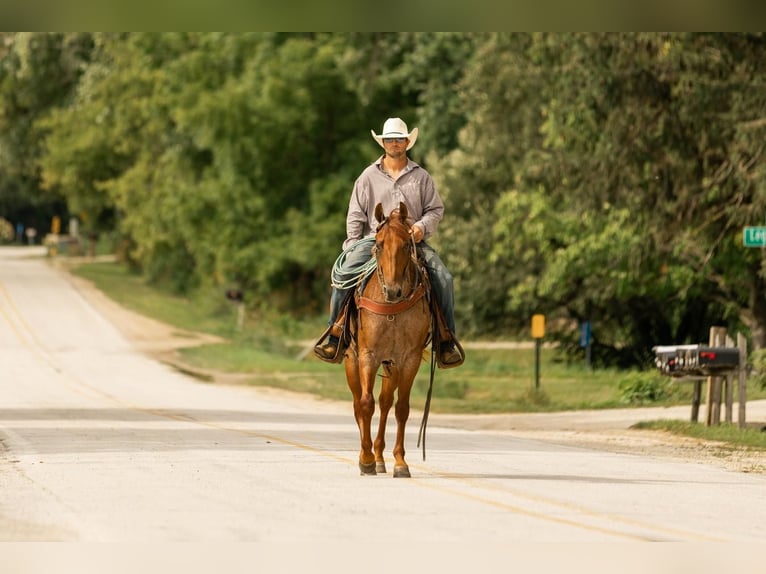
[410,225,424,243]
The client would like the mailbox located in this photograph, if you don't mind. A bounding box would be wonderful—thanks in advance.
[653,344,739,377]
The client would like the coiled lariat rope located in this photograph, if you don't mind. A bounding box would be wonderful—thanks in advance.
[330,237,378,290]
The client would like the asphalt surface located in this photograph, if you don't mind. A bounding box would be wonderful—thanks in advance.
[2,246,766,553]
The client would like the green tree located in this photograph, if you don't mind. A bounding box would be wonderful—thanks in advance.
[40,33,370,310]
[0,32,92,231]
[439,33,766,364]
[430,33,542,335]
[26,32,766,364]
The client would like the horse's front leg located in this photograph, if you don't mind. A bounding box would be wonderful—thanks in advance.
[373,363,396,474]
[348,351,378,475]
[391,357,421,478]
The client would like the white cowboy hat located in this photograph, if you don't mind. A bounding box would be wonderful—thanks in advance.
[371,117,419,150]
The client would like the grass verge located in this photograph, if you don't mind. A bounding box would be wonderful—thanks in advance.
[633,420,766,451]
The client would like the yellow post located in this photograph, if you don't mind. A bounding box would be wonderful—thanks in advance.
[531,314,545,389]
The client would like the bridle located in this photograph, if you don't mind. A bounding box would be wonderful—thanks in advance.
[358,216,425,316]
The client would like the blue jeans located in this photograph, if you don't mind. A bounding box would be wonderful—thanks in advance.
[328,239,456,335]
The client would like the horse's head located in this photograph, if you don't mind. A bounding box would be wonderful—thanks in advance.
[373,202,414,303]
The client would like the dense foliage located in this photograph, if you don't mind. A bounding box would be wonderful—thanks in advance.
[1,32,764,366]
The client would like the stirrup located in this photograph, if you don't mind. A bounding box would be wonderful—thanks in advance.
[312,324,345,364]
[436,338,465,369]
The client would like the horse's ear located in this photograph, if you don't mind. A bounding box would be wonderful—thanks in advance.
[375,203,385,223]
[398,202,408,222]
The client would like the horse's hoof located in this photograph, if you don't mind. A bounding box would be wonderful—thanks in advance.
[376,461,387,474]
[393,465,411,478]
[359,461,377,476]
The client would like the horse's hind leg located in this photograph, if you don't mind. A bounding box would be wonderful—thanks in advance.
[373,362,396,474]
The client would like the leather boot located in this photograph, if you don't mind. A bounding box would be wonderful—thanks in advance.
[313,319,344,362]
[438,339,465,369]
[314,335,340,361]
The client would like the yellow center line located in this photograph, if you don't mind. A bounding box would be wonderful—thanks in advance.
[410,466,725,542]
[0,278,113,402]
[0,282,31,346]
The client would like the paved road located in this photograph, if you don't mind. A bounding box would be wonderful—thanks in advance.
[1,246,765,545]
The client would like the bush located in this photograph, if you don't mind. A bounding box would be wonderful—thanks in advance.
[618,371,678,405]
[518,387,551,408]
[0,218,14,243]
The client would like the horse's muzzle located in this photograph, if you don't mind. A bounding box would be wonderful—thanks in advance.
[382,285,403,302]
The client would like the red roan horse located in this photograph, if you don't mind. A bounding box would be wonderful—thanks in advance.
[345,202,431,477]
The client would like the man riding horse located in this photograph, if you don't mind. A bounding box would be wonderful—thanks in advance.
[314,117,463,368]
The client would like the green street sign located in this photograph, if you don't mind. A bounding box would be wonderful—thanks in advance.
[743,226,766,247]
